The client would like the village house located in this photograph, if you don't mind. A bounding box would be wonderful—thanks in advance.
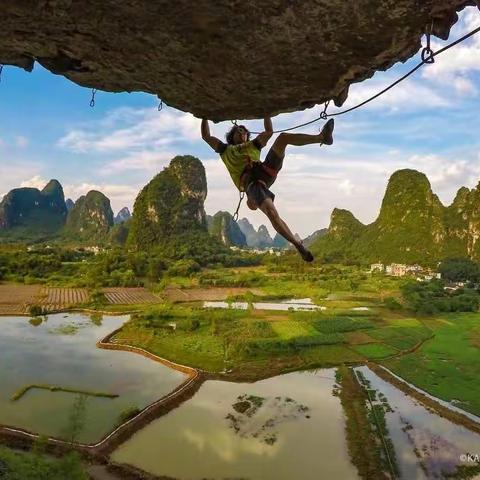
[390,263,407,277]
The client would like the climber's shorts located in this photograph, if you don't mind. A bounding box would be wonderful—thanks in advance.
[245,148,284,207]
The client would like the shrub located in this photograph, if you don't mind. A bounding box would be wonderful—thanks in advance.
[384,297,402,310]
[28,304,44,317]
[118,406,141,424]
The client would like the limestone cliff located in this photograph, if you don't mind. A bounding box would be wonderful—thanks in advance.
[128,155,208,250]
[0,1,475,120]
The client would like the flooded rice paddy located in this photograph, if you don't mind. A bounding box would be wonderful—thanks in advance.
[355,366,480,479]
[0,313,187,443]
[204,297,327,311]
[112,369,359,480]
[2,312,479,479]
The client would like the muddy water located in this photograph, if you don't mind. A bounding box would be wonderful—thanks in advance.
[356,366,480,479]
[112,369,359,480]
[0,313,187,443]
[204,297,327,311]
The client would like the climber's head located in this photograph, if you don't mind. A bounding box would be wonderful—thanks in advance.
[226,124,250,145]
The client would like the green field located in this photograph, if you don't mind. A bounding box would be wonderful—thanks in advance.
[382,313,480,416]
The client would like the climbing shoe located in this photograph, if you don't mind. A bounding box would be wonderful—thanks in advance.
[320,118,334,145]
[297,243,314,262]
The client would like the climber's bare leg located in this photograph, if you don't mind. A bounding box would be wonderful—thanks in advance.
[258,198,313,262]
[271,119,334,158]
[258,198,298,247]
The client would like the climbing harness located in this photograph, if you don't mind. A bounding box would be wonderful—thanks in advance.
[248,22,480,134]
[89,88,97,108]
[231,20,480,220]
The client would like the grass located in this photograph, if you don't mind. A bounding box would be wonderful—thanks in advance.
[271,320,318,339]
[351,343,399,359]
[335,366,391,479]
[382,312,480,416]
[11,384,119,401]
[113,292,430,377]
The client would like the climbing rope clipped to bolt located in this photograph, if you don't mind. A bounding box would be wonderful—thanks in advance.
[231,20,480,221]
[248,20,480,135]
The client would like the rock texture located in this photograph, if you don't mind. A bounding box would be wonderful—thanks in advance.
[208,211,247,247]
[237,218,275,249]
[65,190,114,240]
[128,155,208,250]
[114,207,131,224]
[311,169,480,264]
[0,1,476,120]
[0,179,67,234]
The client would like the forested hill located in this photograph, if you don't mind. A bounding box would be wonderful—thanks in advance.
[312,169,480,265]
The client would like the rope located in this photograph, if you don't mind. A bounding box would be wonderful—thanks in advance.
[249,23,480,134]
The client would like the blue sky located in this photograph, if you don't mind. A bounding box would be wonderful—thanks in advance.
[1,6,479,237]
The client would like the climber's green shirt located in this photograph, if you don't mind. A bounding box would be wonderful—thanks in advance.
[216,139,263,190]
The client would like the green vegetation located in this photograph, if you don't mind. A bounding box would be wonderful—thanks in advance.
[118,406,142,424]
[0,180,67,242]
[208,211,247,247]
[439,257,480,283]
[336,366,391,479]
[0,245,94,286]
[64,190,113,242]
[11,384,119,402]
[113,287,431,375]
[312,169,480,264]
[0,446,87,480]
[383,312,480,416]
[401,280,480,313]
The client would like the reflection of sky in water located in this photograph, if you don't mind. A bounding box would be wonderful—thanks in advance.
[356,366,480,480]
[113,369,360,480]
[0,314,187,443]
[203,298,327,311]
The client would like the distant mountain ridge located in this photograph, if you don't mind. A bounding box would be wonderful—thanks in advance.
[0,179,115,243]
[312,169,480,264]
[114,207,131,224]
[207,211,247,247]
[0,180,67,239]
[64,190,114,241]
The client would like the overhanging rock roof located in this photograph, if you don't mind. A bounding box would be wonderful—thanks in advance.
[0,1,478,121]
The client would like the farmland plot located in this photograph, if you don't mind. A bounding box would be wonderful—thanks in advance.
[103,288,161,305]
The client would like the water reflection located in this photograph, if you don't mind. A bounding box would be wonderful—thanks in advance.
[356,366,480,479]
[204,298,327,311]
[112,369,359,480]
[0,313,187,443]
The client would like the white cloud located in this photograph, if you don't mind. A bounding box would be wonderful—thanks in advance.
[99,150,175,175]
[15,136,29,148]
[63,182,140,213]
[57,108,202,153]
[20,175,48,189]
[420,7,480,97]
[0,163,43,200]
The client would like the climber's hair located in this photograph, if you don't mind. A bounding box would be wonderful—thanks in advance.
[226,125,250,145]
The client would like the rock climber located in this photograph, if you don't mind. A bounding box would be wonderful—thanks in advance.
[201,116,334,262]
